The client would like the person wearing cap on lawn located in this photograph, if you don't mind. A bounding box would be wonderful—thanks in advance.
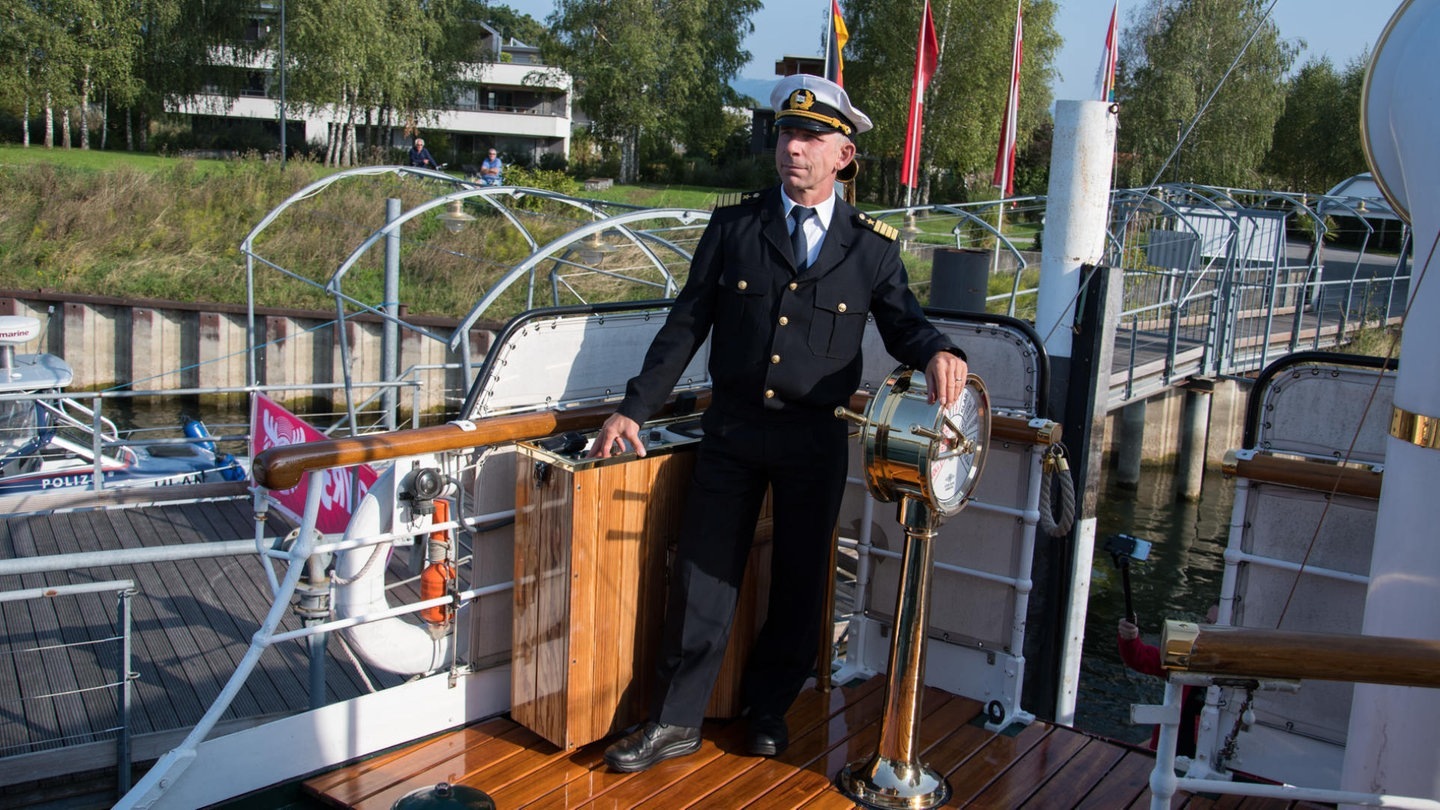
[588,73,968,773]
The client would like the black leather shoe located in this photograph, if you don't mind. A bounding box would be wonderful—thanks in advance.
[603,722,701,772]
[746,714,788,757]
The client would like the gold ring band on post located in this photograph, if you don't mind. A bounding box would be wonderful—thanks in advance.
[1390,405,1440,450]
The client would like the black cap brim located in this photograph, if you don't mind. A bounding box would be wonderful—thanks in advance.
[776,114,839,134]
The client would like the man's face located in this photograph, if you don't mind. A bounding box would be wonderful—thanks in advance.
[489,151,497,158]
[416,140,424,148]
[776,126,854,200]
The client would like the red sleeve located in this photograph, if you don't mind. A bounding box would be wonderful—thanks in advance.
[1118,633,1165,677]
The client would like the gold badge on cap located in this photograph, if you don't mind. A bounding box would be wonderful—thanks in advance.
[788,89,816,111]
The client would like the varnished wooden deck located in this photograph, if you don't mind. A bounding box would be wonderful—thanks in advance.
[304,676,1319,809]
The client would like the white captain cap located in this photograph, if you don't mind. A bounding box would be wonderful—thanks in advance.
[770,74,873,137]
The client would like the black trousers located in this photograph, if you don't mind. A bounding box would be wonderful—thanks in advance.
[651,411,850,728]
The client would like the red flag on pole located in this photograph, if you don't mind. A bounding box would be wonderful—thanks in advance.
[1097,1,1119,101]
[900,0,939,189]
[826,0,849,86]
[992,0,1023,197]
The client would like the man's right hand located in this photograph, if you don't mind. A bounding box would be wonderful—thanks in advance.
[588,413,645,458]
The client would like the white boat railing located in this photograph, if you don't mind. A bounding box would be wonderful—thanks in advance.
[0,580,137,799]
[1138,621,1440,810]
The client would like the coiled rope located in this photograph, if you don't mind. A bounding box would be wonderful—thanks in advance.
[1038,444,1077,537]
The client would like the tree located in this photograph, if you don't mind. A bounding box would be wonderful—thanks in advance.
[843,0,1061,205]
[68,0,142,149]
[1263,54,1367,194]
[543,0,761,183]
[0,2,54,145]
[288,0,465,165]
[124,0,258,151]
[1115,0,1296,188]
[3,0,80,148]
[483,3,548,48]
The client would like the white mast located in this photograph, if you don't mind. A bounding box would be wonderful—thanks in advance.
[1344,0,1440,802]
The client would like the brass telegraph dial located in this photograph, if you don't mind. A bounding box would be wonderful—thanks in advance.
[837,366,990,516]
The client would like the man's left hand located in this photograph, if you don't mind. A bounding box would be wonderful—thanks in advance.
[925,351,969,407]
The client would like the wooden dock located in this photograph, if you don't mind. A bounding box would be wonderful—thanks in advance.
[0,498,411,792]
[304,677,1319,810]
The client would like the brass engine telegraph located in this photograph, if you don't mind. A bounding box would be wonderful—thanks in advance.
[834,366,991,809]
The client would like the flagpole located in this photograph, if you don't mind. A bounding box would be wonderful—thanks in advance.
[823,1,833,81]
[992,0,1023,280]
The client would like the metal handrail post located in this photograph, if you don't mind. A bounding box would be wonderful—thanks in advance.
[1257,263,1279,374]
[118,587,135,796]
[1386,228,1411,329]
[1165,267,1190,383]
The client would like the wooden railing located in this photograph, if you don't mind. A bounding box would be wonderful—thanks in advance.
[1162,620,1440,689]
[1222,449,1384,500]
[253,391,1060,491]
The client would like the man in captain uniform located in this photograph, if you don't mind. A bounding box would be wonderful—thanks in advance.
[588,74,968,772]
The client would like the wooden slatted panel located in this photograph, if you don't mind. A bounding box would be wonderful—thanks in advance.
[569,459,601,745]
[511,458,568,746]
[514,449,724,750]
[1068,748,1152,809]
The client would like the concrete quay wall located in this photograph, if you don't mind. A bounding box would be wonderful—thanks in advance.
[1103,378,1251,499]
[0,290,498,417]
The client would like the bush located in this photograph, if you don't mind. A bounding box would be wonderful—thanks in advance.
[502,165,581,197]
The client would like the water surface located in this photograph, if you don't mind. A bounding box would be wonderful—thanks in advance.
[1076,466,1234,744]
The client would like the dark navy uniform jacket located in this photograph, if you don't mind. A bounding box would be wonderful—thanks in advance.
[618,186,959,424]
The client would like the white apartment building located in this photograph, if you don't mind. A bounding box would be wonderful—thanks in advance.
[171,19,573,166]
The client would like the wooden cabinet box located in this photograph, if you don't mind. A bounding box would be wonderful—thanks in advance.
[512,437,770,750]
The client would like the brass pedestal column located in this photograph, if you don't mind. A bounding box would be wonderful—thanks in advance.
[836,496,951,809]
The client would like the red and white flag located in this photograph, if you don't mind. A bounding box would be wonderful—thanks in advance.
[992,0,1023,197]
[1097,1,1119,102]
[900,0,940,189]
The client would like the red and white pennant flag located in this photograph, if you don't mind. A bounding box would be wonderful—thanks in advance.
[900,0,940,189]
[992,0,1023,197]
[1097,1,1119,102]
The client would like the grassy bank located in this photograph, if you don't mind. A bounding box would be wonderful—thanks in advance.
[0,147,732,318]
